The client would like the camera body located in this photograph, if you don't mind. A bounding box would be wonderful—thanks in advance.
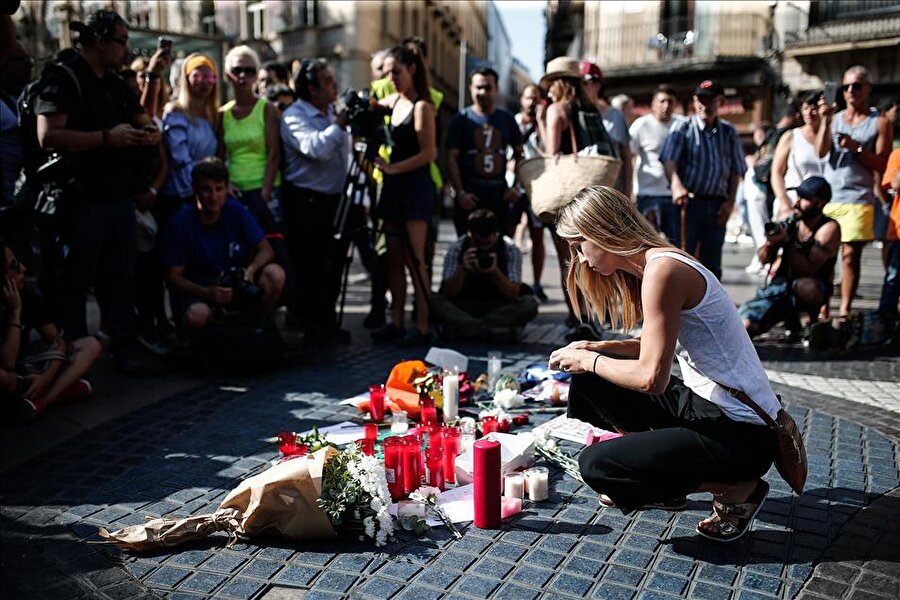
[339,88,388,156]
[475,248,494,270]
[764,215,798,242]
[218,266,263,310]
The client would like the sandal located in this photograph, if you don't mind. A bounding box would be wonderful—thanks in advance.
[696,479,769,542]
[599,494,687,511]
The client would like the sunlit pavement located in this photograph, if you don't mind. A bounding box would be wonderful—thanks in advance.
[1,219,897,599]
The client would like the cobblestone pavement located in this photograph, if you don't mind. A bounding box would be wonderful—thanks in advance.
[2,226,898,599]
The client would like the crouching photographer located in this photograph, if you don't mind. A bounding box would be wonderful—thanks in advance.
[739,176,840,338]
[433,209,538,341]
[161,158,285,332]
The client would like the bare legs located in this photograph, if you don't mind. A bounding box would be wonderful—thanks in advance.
[839,241,866,316]
[385,219,431,334]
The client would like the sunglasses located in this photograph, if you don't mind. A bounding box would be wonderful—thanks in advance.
[6,258,23,272]
[230,66,258,77]
[842,82,866,92]
[189,72,217,84]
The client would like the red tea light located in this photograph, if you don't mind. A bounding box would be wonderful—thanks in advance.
[356,438,375,456]
[481,416,498,435]
[383,437,406,501]
[402,435,422,495]
[426,449,445,490]
[277,431,297,455]
[369,384,386,423]
[442,427,461,485]
[364,423,379,441]
[512,414,530,426]
[419,395,437,425]
[497,418,510,433]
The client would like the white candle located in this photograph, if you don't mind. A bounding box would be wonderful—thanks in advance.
[524,467,549,501]
[487,351,502,389]
[503,473,524,499]
[442,372,459,422]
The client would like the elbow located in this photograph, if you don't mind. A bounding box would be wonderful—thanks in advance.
[643,378,668,396]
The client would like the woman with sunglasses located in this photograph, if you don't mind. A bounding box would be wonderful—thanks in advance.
[158,53,220,230]
[220,45,282,233]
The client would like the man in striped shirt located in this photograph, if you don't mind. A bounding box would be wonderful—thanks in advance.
[660,80,745,279]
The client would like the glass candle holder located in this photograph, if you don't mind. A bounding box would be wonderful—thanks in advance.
[442,427,461,485]
[383,437,406,500]
[419,395,437,425]
[481,416,499,435]
[277,431,297,455]
[364,423,379,441]
[369,384,385,423]
[426,446,445,490]
[355,438,375,456]
[390,410,409,434]
[503,472,525,499]
[442,367,459,422]
[487,351,502,389]
[402,434,422,495]
[524,466,549,501]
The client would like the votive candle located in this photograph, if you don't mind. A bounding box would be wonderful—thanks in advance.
[442,427,461,485]
[403,434,422,495]
[473,439,501,529]
[383,437,405,501]
[503,472,525,500]
[442,368,459,422]
[524,467,549,501]
[487,351,502,389]
[419,395,437,425]
[390,410,409,434]
[364,423,379,441]
[369,384,385,423]
[481,416,499,435]
[426,445,445,490]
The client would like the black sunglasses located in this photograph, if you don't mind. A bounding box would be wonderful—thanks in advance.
[842,82,866,92]
[231,66,257,77]
[6,258,22,271]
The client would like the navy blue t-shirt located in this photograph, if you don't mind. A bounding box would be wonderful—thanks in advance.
[161,199,265,286]
[445,106,521,191]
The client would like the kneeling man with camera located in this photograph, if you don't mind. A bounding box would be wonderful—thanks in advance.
[433,209,538,340]
[161,158,285,330]
[739,176,840,337]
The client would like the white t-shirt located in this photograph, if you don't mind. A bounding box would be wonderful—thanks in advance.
[629,114,682,197]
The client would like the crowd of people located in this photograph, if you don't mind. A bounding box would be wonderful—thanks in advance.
[1,8,898,424]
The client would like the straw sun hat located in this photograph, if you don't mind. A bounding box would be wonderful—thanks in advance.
[539,56,582,87]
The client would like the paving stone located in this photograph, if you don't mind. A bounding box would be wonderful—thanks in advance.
[393,585,445,600]
[145,566,192,589]
[274,565,319,587]
[310,570,357,594]
[645,572,688,595]
[590,583,638,599]
[548,572,594,597]
[510,565,554,588]
[493,583,540,600]
[216,576,267,599]
[356,576,406,598]
[178,571,228,594]
[453,574,500,597]
[604,565,646,587]
[805,576,850,596]
[203,551,247,574]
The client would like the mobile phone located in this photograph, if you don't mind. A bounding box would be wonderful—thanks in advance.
[158,37,173,54]
[823,81,839,105]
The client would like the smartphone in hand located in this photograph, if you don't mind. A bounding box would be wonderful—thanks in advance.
[158,37,173,55]
[824,81,839,105]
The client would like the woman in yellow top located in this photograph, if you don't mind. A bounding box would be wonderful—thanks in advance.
[220,45,282,233]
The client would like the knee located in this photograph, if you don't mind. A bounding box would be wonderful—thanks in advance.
[792,278,823,307]
[184,303,211,330]
[260,264,285,293]
[75,336,103,364]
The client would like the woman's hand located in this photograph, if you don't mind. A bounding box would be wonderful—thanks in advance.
[548,346,596,375]
[23,372,51,401]
[374,157,395,175]
[261,183,272,203]
[3,275,22,319]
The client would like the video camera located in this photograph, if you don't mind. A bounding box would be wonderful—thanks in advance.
[764,215,798,242]
[338,88,389,158]
[218,266,263,311]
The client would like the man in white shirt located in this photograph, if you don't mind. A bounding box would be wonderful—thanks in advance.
[629,85,680,240]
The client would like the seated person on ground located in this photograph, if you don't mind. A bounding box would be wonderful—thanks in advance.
[161,158,285,331]
[433,209,538,340]
[1,240,102,421]
[739,176,840,338]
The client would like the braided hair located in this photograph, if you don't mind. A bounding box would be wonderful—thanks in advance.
[70,9,127,48]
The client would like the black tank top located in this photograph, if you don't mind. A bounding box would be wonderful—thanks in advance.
[775,215,837,282]
[388,101,421,163]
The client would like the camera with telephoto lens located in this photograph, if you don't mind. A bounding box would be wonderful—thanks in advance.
[218,266,263,310]
[476,248,494,270]
[338,88,389,157]
[764,215,798,242]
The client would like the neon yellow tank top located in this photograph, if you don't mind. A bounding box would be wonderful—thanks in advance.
[222,97,281,191]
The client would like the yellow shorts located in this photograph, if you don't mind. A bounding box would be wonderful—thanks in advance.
[822,202,874,243]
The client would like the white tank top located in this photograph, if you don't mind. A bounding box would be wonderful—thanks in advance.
[785,128,828,201]
[647,251,781,425]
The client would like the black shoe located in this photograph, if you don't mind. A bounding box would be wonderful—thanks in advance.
[533,284,549,303]
[115,344,170,377]
[363,310,387,329]
[565,323,602,342]
[371,323,405,342]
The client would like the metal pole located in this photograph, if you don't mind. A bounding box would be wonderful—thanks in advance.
[458,39,467,110]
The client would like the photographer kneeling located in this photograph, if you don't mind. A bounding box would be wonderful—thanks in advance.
[433,210,538,341]
[739,176,840,338]
[161,158,285,331]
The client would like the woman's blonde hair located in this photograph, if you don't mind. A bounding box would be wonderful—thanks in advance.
[556,186,671,332]
[176,52,220,124]
[224,44,260,71]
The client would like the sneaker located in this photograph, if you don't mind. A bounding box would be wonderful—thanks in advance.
[533,284,549,303]
[56,379,93,405]
[14,397,44,423]
[371,323,405,342]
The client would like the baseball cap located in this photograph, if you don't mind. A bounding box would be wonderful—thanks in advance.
[579,61,603,82]
[789,176,832,202]
[693,80,725,97]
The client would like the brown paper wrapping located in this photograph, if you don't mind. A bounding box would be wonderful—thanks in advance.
[98,447,337,552]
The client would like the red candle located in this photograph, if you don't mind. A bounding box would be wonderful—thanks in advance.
[442,427,461,485]
[513,414,529,426]
[383,437,405,501]
[364,423,379,441]
[356,438,375,456]
[426,449,445,490]
[277,431,297,456]
[497,418,510,433]
[402,435,422,495]
[419,395,437,425]
[481,416,498,435]
[369,384,385,423]
[473,439,501,529]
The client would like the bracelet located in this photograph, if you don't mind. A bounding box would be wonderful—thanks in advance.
[592,353,600,375]
[143,72,160,82]
[101,129,111,147]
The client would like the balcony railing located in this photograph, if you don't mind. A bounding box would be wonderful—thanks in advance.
[786,14,900,46]
[587,13,772,70]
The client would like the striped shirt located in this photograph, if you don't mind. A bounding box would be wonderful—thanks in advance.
[442,235,522,283]
[659,115,745,198]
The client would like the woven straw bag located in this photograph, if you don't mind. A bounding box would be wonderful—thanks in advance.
[517,124,622,223]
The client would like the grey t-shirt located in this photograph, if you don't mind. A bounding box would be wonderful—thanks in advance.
[629,114,682,197]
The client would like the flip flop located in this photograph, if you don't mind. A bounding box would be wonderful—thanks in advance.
[696,479,769,542]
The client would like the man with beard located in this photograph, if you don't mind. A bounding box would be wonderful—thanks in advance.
[739,176,840,338]
[446,67,523,236]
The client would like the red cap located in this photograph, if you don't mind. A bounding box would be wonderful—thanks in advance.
[579,61,603,82]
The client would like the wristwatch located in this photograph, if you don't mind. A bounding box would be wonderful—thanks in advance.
[855,143,864,155]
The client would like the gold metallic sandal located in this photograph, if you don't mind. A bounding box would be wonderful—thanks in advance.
[696,479,769,542]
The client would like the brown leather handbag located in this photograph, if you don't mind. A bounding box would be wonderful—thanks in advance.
[720,385,808,495]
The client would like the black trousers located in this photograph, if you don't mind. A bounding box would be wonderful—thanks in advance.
[281,182,350,341]
[568,372,775,513]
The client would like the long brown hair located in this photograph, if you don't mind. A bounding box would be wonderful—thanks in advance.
[556,186,670,332]
[386,44,432,104]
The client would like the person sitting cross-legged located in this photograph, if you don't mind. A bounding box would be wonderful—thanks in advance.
[432,209,538,341]
[161,158,285,331]
[1,240,102,422]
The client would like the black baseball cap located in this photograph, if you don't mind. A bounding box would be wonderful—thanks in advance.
[789,176,832,202]
[694,80,725,97]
